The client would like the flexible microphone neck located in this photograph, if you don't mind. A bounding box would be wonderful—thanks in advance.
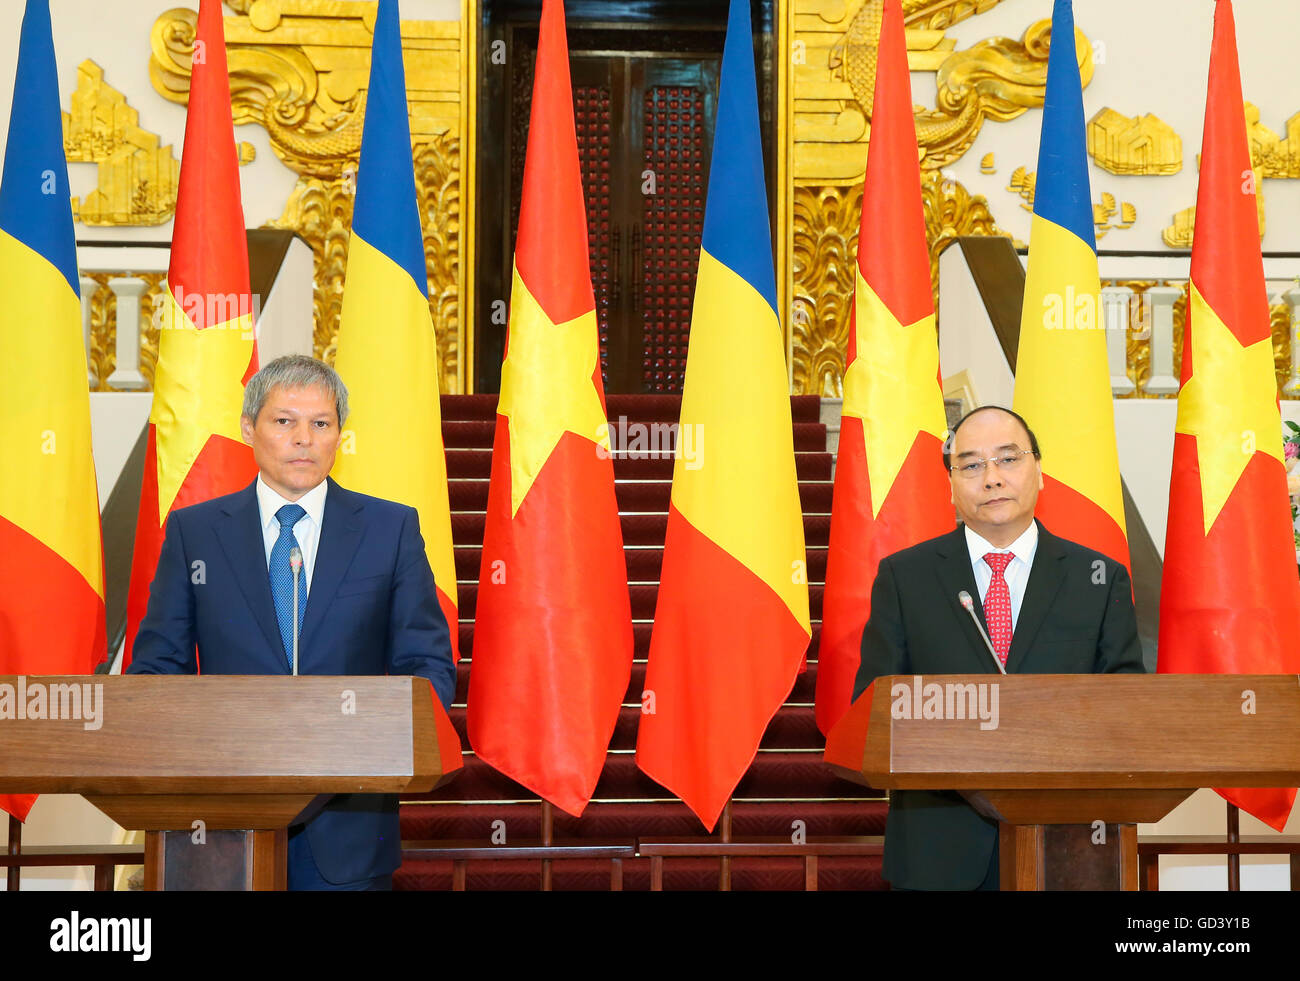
[958,590,1007,675]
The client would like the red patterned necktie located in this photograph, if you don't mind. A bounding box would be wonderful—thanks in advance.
[982,552,1014,667]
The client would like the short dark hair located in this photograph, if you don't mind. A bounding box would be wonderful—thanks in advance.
[942,405,1041,471]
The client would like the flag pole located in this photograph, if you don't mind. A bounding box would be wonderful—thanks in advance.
[719,800,732,890]
[541,799,553,891]
[1226,803,1240,890]
[6,814,19,891]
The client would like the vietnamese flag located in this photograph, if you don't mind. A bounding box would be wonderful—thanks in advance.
[121,0,259,670]
[0,0,107,822]
[1012,0,1129,571]
[1157,0,1300,831]
[635,0,811,831]
[814,0,952,737]
[466,0,633,817]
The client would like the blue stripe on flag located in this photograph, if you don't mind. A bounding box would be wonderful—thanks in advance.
[1031,0,1096,252]
[698,0,778,315]
[0,0,79,296]
[351,0,428,297]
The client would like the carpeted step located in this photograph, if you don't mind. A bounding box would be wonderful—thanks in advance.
[445,448,833,481]
[453,543,829,584]
[399,798,887,841]
[407,751,876,803]
[438,393,824,426]
[443,419,828,452]
[446,478,835,514]
[395,854,887,891]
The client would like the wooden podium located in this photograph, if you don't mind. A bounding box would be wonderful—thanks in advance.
[824,674,1300,890]
[0,675,454,890]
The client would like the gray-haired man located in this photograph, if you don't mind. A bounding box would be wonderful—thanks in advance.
[129,354,456,890]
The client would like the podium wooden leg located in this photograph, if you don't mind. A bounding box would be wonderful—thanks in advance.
[999,823,1044,890]
[143,828,288,890]
[999,822,1138,890]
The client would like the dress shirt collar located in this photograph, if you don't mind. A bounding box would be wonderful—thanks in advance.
[256,474,328,531]
[963,519,1039,570]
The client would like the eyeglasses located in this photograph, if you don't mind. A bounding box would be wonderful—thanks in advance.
[950,449,1035,479]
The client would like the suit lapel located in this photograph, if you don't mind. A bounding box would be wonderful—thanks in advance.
[931,526,999,673]
[299,476,364,657]
[216,480,288,665]
[1005,519,1067,673]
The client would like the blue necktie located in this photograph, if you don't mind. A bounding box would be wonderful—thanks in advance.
[270,504,308,672]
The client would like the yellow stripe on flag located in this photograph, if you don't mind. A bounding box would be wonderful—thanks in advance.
[332,234,458,601]
[0,230,103,597]
[671,248,810,632]
[1014,214,1126,536]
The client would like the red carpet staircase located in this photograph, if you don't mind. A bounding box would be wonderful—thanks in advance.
[396,394,889,889]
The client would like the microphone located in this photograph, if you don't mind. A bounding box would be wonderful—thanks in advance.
[958,590,1007,675]
[290,547,303,677]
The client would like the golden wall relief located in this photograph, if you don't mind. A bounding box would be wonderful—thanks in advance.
[148,1,469,393]
[787,0,1090,394]
[790,172,1008,397]
[64,60,183,225]
[1086,109,1182,176]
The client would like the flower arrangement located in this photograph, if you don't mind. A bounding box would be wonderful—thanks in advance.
[1285,421,1300,556]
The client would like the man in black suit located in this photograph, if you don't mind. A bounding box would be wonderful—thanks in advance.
[853,405,1145,891]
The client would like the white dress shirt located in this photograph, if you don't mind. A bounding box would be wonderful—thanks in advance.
[256,475,328,593]
[964,520,1039,630]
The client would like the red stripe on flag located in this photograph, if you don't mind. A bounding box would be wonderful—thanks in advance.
[435,586,459,662]
[637,506,808,830]
[0,517,105,823]
[468,422,633,817]
[1035,474,1131,572]
[0,516,105,676]
[430,683,463,777]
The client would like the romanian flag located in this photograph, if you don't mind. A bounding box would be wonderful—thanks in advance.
[1012,0,1128,571]
[814,0,952,737]
[467,0,632,817]
[0,0,106,822]
[635,0,811,831]
[1157,0,1300,831]
[121,0,258,670]
[332,0,460,670]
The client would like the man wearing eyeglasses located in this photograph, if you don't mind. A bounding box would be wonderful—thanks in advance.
[852,404,1144,891]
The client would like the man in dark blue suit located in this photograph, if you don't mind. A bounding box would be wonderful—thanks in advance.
[128,354,456,890]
